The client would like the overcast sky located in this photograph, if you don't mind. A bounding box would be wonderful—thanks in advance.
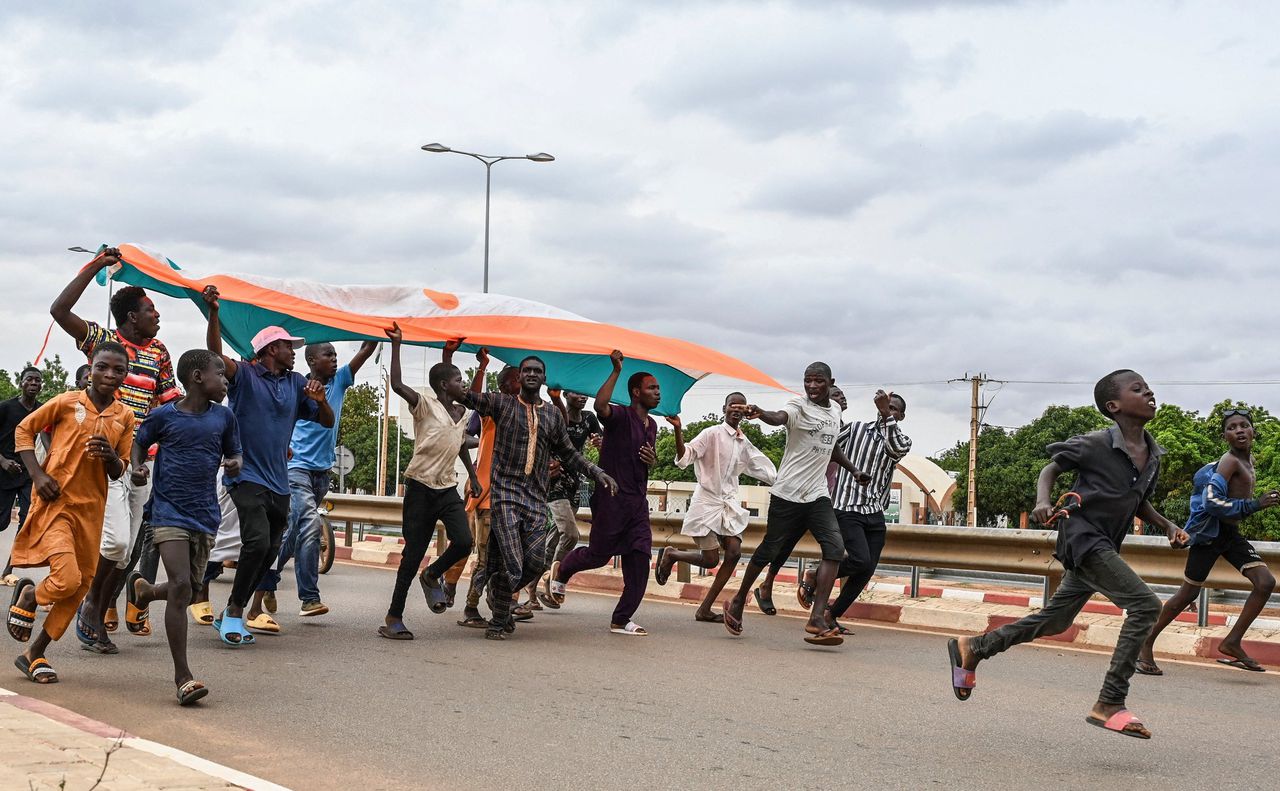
[3,0,1279,456]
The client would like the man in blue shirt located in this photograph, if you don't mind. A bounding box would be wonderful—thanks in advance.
[202,286,333,646]
[254,339,375,622]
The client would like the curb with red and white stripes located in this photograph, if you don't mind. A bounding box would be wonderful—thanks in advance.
[0,687,291,791]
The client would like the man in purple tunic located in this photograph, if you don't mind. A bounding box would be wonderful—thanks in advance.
[545,350,659,635]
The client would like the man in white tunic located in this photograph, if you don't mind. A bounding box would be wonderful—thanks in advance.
[653,393,776,623]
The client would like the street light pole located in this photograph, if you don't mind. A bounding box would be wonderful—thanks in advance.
[421,143,555,294]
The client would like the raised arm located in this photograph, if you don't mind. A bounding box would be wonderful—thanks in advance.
[666,415,686,464]
[383,323,418,409]
[348,340,378,376]
[202,286,238,380]
[594,350,624,420]
[471,347,490,393]
[548,387,568,420]
[51,248,118,345]
[441,337,462,369]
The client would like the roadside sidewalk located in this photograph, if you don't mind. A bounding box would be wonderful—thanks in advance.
[0,687,289,791]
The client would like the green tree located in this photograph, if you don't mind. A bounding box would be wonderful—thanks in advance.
[335,382,414,495]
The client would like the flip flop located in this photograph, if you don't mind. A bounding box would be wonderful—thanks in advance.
[188,602,214,626]
[1217,657,1266,672]
[752,587,777,616]
[14,655,57,684]
[544,561,566,605]
[796,576,816,609]
[456,614,488,629]
[722,599,743,636]
[246,613,280,634]
[1085,709,1151,739]
[1,574,18,587]
[1134,658,1163,676]
[654,548,670,586]
[418,571,449,614]
[695,611,725,623]
[103,607,119,633]
[609,621,648,636]
[7,578,35,642]
[378,622,415,640]
[177,679,209,706]
[74,604,99,646]
[947,638,976,701]
[803,626,844,647]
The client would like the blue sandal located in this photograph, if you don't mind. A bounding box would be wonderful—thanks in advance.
[214,610,251,647]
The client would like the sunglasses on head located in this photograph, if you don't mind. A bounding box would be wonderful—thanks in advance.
[1222,408,1253,427]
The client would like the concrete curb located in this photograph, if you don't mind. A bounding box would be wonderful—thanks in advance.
[0,687,292,791]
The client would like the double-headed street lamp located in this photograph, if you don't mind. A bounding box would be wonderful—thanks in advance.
[421,143,555,294]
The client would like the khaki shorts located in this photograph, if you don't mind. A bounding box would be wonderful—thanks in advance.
[152,526,215,596]
[692,532,721,550]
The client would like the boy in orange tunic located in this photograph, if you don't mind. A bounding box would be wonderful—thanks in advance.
[6,343,134,683]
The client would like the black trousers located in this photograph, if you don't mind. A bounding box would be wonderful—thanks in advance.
[1,483,32,576]
[828,510,887,617]
[228,482,290,608]
[388,480,471,619]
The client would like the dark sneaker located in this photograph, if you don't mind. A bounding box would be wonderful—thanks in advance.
[299,601,330,617]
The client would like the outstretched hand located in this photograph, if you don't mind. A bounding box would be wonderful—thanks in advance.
[741,404,764,420]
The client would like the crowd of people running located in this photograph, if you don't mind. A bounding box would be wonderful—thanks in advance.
[2,248,1277,739]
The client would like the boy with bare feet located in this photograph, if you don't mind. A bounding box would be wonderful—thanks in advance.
[946,370,1187,739]
[653,393,775,623]
[7,343,133,684]
[1137,408,1279,675]
[127,350,241,704]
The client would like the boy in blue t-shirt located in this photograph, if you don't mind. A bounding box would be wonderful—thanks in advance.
[127,349,242,706]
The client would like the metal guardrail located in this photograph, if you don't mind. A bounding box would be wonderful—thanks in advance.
[324,493,1280,624]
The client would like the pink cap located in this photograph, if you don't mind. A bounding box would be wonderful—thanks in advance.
[250,326,305,354]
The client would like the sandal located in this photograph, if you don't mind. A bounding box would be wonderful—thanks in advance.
[803,626,843,646]
[103,607,119,633]
[543,561,566,605]
[177,679,209,706]
[1086,709,1151,739]
[654,548,671,586]
[14,654,57,684]
[1134,658,1163,676]
[189,602,214,626]
[752,587,777,616]
[947,638,976,701]
[81,640,119,655]
[418,571,449,614]
[75,604,99,646]
[246,613,280,634]
[609,621,648,636]
[378,622,415,640]
[456,614,488,629]
[722,599,744,636]
[125,572,150,636]
[694,611,725,623]
[1,574,19,587]
[796,573,816,609]
[7,578,36,642]
[214,610,246,647]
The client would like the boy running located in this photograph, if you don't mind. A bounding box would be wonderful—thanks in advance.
[255,339,376,624]
[653,393,776,623]
[547,351,655,636]
[720,362,870,646]
[126,350,242,704]
[1137,408,1279,675]
[380,326,481,640]
[1,368,45,586]
[946,370,1187,739]
[50,247,180,648]
[203,286,332,645]
[7,343,134,684]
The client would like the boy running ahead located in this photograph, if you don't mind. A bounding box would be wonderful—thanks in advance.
[653,393,776,623]
[1137,408,1279,675]
[7,343,133,684]
[946,369,1187,739]
[127,349,242,704]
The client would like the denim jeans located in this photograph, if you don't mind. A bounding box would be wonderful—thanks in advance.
[970,547,1161,705]
[258,469,330,603]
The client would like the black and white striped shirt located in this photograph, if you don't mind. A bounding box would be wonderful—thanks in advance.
[831,416,912,514]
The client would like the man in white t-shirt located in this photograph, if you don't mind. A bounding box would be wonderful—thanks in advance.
[721,362,870,646]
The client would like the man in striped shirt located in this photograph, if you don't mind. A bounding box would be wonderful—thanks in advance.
[822,389,911,631]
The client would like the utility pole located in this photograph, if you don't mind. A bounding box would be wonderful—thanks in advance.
[949,372,993,526]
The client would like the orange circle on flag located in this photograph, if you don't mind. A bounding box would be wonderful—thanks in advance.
[422,288,460,310]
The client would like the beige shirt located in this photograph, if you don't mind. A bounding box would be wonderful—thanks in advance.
[403,390,468,490]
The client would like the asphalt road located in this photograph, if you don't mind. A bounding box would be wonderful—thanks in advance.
[3,528,1278,791]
